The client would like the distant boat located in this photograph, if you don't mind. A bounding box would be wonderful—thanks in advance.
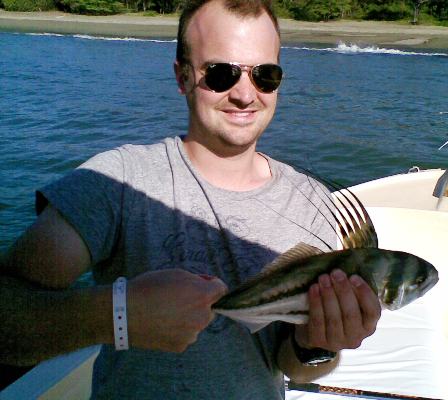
[1,168,447,400]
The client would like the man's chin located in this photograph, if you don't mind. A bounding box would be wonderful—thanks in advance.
[214,132,261,154]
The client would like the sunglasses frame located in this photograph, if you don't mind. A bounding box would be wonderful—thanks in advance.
[199,62,283,94]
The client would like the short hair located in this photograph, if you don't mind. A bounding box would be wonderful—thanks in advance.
[176,0,280,65]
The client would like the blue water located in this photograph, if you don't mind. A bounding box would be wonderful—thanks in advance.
[1,32,448,251]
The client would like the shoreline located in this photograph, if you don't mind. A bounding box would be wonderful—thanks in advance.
[1,10,448,49]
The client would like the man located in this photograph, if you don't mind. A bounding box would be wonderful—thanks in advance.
[0,0,381,398]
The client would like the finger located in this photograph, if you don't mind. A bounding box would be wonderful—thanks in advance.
[330,269,364,348]
[318,273,345,347]
[307,282,327,347]
[350,275,381,334]
[201,276,228,304]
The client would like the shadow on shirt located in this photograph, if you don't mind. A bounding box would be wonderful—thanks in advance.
[2,164,334,392]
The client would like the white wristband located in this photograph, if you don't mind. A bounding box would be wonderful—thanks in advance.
[113,277,129,351]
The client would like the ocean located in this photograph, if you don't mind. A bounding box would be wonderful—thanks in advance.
[0,32,447,251]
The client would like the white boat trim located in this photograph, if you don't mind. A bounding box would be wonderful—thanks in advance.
[0,346,100,400]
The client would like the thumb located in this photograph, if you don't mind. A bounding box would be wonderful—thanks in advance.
[199,275,228,303]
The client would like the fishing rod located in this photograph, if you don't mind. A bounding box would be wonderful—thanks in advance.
[286,382,442,400]
[438,141,448,150]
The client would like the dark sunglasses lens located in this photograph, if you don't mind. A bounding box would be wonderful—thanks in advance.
[205,63,241,92]
[252,64,283,93]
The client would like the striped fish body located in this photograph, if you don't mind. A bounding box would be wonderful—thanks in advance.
[212,245,438,332]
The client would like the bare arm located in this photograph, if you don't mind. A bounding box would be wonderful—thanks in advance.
[277,269,381,383]
[1,206,227,366]
[2,205,91,288]
[0,205,109,365]
[0,276,113,366]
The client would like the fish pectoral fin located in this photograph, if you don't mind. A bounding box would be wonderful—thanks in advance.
[261,242,323,274]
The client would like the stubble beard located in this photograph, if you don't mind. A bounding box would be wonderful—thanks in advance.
[186,95,275,157]
[189,121,264,157]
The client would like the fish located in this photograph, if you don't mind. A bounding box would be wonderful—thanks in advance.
[213,243,438,332]
[213,176,439,333]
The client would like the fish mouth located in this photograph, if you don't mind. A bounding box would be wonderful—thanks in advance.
[381,271,439,311]
[380,284,406,311]
[420,272,439,295]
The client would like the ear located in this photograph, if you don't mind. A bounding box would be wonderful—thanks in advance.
[174,61,188,95]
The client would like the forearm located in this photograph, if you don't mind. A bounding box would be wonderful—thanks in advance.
[277,331,339,383]
[0,276,113,366]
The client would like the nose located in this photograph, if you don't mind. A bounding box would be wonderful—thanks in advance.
[227,69,257,107]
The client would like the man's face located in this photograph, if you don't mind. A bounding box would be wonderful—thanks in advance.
[177,0,281,155]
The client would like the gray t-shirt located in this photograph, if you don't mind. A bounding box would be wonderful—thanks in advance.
[38,136,335,399]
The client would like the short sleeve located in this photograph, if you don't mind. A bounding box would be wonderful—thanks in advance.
[36,149,124,265]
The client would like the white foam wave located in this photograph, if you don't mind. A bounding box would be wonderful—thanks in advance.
[282,42,448,57]
[24,32,176,43]
[73,34,176,43]
[26,32,65,37]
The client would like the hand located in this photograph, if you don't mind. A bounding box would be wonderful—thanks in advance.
[295,269,381,352]
[127,269,227,353]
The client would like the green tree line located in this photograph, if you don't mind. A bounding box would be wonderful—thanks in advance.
[277,0,447,24]
[1,0,447,24]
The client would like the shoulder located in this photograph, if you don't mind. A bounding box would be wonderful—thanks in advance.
[118,138,175,161]
[78,137,179,180]
[86,139,172,166]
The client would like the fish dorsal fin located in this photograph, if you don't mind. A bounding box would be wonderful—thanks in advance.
[261,242,324,275]
[330,188,378,250]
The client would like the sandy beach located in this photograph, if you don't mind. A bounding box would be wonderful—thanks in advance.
[1,10,448,48]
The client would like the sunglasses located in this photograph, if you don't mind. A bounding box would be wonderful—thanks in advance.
[202,62,283,94]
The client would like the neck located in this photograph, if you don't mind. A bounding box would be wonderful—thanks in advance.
[182,136,272,191]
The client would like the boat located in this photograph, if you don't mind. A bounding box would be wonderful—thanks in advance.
[1,168,447,400]
[286,167,448,400]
